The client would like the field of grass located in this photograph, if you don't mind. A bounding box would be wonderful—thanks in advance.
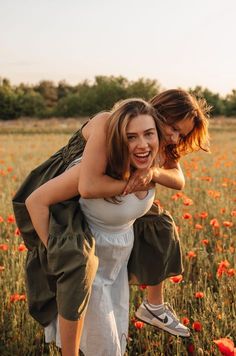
[0,118,235,355]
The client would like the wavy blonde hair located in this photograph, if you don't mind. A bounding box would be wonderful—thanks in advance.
[106,98,163,181]
[150,89,211,161]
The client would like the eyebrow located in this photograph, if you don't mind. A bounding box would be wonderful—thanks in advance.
[126,128,156,134]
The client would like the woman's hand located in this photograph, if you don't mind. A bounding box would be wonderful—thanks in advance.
[122,167,158,195]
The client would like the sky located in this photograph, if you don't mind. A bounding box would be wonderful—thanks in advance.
[1,0,236,96]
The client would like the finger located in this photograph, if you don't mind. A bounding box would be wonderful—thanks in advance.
[122,177,136,195]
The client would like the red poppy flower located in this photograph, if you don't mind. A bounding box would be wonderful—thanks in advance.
[227,268,235,277]
[210,218,220,228]
[213,338,235,356]
[195,292,204,299]
[187,251,196,258]
[7,214,15,223]
[208,190,220,198]
[183,198,193,206]
[223,221,233,228]
[200,211,208,219]
[134,321,144,329]
[19,294,26,301]
[219,260,230,269]
[14,228,21,237]
[217,260,230,278]
[195,224,203,230]
[231,210,236,217]
[171,192,183,200]
[183,213,192,220]
[10,293,26,303]
[0,244,8,251]
[169,275,183,283]
[182,317,190,326]
[10,293,20,303]
[192,321,202,332]
[201,239,209,246]
[0,216,4,223]
[18,244,27,252]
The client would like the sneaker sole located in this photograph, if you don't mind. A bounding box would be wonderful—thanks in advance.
[135,312,191,338]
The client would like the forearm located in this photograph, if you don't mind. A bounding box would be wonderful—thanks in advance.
[25,195,50,247]
[79,174,128,198]
[152,167,185,190]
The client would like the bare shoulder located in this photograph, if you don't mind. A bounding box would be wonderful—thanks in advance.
[82,111,111,139]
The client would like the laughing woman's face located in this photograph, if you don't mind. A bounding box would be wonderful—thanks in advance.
[126,114,159,170]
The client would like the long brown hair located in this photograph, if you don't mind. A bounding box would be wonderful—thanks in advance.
[106,98,163,180]
[150,89,211,161]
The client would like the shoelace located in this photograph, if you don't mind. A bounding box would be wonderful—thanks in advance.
[162,302,179,321]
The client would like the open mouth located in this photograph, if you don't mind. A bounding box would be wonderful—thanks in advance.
[133,152,151,162]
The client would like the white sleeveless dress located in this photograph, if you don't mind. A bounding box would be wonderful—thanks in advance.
[45,189,155,356]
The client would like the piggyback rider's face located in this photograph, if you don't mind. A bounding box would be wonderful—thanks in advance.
[163,117,194,145]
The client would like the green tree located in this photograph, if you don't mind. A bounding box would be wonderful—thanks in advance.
[189,86,225,116]
[91,76,128,112]
[18,90,46,117]
[54,93,81,117]
[57,80,73,99]
[224,89,236,117]
[126,78,161,100]
[34,81,58,110]
[0,81,21,120]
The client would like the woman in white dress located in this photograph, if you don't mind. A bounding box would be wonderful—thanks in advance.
[79,180,155,355]
[26,98,163,356]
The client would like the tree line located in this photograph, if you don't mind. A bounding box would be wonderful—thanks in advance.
[0,76,236,120]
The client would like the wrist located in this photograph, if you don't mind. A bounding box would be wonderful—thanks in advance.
[151,166,161,183]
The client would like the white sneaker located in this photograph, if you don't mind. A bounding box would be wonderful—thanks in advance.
[135,301,190,337]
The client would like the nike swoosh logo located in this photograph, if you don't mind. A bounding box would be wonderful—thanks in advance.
[144,304,169,324]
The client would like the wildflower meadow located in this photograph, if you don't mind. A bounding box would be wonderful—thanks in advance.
[0,118,235,355]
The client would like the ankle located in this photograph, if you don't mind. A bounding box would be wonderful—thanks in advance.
[146,298,164,305]
[147,302,164,310]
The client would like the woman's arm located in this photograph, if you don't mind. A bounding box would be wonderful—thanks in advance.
[122,160,185,195]
[25,164,81,247]
[152,161,185,190]
[25,162,153,247]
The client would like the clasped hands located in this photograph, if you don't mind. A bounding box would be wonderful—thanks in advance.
[122,166,159,196]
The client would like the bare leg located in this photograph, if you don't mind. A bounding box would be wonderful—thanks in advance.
[147,282,164,305]
[59,314,84,356]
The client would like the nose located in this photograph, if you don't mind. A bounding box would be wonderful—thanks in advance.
[137,136,148,148]
[171,132,179,144]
